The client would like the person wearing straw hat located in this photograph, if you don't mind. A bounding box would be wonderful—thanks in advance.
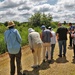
[4,21,23,75]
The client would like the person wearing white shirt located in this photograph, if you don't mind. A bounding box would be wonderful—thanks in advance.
[71,29,75,58]
[50,29,56,59]
[46,27,56,59]
[28,28,42,68]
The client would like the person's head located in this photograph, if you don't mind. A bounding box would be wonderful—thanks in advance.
[7,21,15,29]
[41,25,46,30]
[48,26,52,30]
[58,22,62,26]
[28,28,35,33]
[69,23,72,26]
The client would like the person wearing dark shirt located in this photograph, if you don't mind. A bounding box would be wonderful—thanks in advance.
[68,23,74,49]
[56,23,68,57]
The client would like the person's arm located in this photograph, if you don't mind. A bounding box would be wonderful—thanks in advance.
[28,34,34,53]
[56,33,59,40]
[56,28,59,40]
[16,29,22,43]
[50,32,53,37]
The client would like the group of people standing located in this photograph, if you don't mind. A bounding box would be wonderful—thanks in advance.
[4,21,75,75]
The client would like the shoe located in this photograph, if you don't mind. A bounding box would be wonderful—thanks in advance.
[37,65,40,68]
[48,60,51,63]
[58,55,62,57]
[63,54,66,57]
[31,65,38,68]
[23,73,26,75]
[73,56,75,59]
[43,59,45,63]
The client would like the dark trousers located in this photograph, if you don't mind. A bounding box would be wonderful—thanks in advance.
[58,40,66,56]
[69,34,73,47]
[51,44,55,59]
[9,50,22,75]
[73,44,75,56]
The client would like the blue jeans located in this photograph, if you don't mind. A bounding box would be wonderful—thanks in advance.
[58,40,67,56]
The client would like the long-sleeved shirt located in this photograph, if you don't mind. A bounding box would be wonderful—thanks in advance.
[41,29,51,43]
[28,31,42,49]
[4,28,22,54]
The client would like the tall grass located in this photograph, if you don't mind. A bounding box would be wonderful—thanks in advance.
[0,22,66,54]
[0,24,29,54]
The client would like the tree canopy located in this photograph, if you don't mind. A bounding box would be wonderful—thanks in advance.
[28,12,53,27]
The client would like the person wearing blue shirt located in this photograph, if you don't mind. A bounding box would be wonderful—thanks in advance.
[41,25,52,63]
[4,21,23,75]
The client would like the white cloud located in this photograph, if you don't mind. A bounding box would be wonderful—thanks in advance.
[0,0,75,23]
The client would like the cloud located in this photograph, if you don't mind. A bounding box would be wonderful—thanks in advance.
[0,0,75,23]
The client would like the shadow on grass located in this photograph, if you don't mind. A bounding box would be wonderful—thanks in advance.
[55,57,69,63]
[23,61,50,75]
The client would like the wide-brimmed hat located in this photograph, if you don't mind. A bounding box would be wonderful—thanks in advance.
[28,28,35,33]
[7,21,15,28]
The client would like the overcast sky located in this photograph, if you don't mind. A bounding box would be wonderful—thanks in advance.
[0,0,75,23]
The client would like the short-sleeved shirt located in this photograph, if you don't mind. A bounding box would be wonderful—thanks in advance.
[56,26,68,41]
[42,29,51,43]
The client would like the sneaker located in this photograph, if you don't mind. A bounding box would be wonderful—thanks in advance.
[23,73,26,75]
[37,65,40,68]
[58,55,62,57]
[31,65,38,68]
[73,56,75,59]
[43,59,45,63]
[48,60,51,63]
[63,54,66,57]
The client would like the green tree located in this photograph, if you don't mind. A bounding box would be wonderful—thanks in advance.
[64,21,66,25]
[28,12,53,27]
[28,12,41,27]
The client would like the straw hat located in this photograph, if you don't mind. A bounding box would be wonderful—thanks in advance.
[7,21,15,27]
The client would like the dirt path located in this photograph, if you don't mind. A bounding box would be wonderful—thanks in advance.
[0,37,75,75]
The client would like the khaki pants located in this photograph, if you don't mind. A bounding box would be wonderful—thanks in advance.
[9,49,22,75]
[43,43,51,60]
[33,43,42,66]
